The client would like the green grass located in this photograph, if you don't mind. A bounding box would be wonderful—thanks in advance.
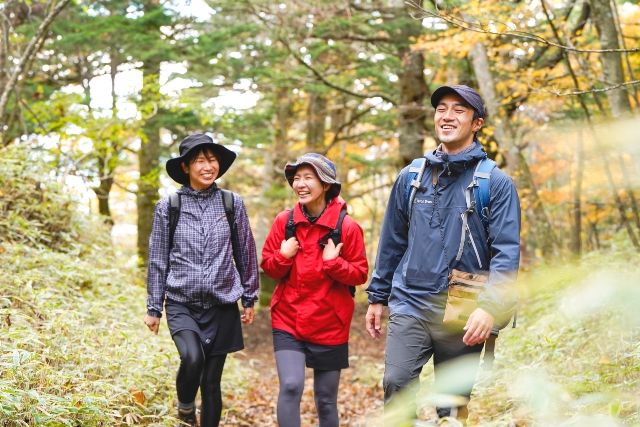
[0,146,251,426]
[468,255,640,426]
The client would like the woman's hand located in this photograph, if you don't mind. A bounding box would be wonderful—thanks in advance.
[322,239,343,261]
[241,306,255,324]
[280,237,300,259]
[144,314,160,335]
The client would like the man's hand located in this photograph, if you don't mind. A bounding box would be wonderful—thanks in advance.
[463,308,494,346]
[241,306,255,324]
[144,314,160,335]
[322,239,343,261]
[280,237,300,259]
[365,303,384,339]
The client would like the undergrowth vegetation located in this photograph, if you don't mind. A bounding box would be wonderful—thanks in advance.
[0,146,250,426]
[2,144,638,426]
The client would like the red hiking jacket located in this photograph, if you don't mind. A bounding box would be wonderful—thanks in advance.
[261,197,368,345]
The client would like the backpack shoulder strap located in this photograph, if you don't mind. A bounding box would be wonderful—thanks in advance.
[168,193,181,251]
[328,205,348,245]
[326,205,353,297]
[284,208,296,240]
[456,158,496,269]
[472,157,496,233]
[405,157,428,224]
[220,189,243,277]
[221,189,235,223]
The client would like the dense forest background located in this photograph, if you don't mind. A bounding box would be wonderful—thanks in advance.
[1,0,640,425]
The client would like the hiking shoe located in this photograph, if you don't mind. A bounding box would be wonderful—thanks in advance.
[438,416,463,426]
[176,407,198,427]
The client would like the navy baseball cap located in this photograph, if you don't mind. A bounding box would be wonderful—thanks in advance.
[431,85,486,119]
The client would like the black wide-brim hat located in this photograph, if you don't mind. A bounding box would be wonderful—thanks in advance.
[166,133,237,186]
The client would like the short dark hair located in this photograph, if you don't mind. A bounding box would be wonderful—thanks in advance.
[183,146,217,166]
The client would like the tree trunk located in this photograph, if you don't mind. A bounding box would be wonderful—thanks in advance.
[254,88,293,253]
[541,0,639,251]
[469,41,558,256]
[91,51,120,226]
[95,160,114,225]
[395,4,428,166]
[306,92,327,152]
[571,128,584,255]
[589,0,633,117]
[137,59,162,266]
[397,47,428,165]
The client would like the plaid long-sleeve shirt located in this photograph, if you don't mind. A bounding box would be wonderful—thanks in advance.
[146,185,259,317]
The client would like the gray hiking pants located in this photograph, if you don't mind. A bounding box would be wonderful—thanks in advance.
[383,312,484,418]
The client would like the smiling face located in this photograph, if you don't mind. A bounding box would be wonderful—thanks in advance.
[292,165,331,214]
[181,147,219,190]
[434,93,484,153]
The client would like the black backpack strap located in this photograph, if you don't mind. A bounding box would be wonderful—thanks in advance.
[326,206,354,297]
[284,208,296,240]
[168,193,181,251]
[221,189,243,278]
[328,206,348,245]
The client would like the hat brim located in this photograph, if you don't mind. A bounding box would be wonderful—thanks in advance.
[284,162,341,199]
[431,86,462,108]
[166,143,237,186]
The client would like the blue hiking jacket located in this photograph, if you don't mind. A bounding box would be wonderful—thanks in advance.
[366,142,521,327]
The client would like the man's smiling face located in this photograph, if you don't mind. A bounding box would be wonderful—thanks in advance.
[434,93,484,151]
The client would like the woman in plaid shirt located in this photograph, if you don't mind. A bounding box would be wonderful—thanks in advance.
[144,134,259,427]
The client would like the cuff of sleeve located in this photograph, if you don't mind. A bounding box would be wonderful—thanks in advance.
[241,297,256,308]
[147,309,162,318]
[367,295,389,306]
[274,251,295,265]
[322,257,340,271]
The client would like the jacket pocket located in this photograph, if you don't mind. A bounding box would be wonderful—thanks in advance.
[331,286,355,328]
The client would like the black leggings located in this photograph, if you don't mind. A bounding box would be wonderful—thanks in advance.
[275,349,341,427]
[172,330,227,427]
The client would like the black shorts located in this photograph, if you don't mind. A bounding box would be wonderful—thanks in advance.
[165,299,244,356]
[272,329,349,371]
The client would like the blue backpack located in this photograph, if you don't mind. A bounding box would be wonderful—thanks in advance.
[404,156,496,232]
[404,156,496,269]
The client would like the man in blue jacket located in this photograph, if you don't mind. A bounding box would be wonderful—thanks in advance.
[365,85,521,422]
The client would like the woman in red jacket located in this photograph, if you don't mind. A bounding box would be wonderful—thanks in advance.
[261,153,368,427]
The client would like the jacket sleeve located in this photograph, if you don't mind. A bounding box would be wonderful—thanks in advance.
[366,168,410,305]
[478,170,521,326]
[322,217,368,286]
[146,199,169,317]
[260,211,295,280]
[234,195,260,308]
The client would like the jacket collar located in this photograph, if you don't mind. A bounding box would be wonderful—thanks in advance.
[292,196,346,229]
[425,141,487,175]
[177,183,218,198]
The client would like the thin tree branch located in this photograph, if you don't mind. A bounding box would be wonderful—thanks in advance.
[405,0,640,54]
[0,0,71,127]
[112,179,137,195]
[279,37,397,105]
[17,97,46,132]
[537,79,640,96]
[323,105,375,154]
